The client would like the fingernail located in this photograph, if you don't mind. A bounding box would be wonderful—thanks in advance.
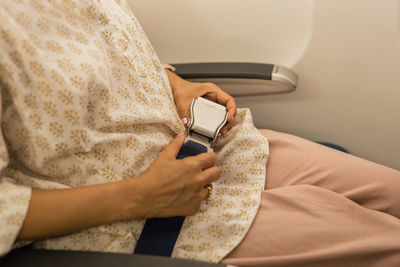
[181,117,188,126]
[222,129,227,135]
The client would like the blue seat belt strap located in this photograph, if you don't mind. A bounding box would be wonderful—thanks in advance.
[134,140,208,256]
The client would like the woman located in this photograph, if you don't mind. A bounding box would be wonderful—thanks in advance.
[0,1,399,266]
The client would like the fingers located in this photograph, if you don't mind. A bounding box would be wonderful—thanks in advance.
[181,117,189,127]
[161,132,186,158]
[225,97,237,125]
[202,83,237,135]
[215,89,236,135]
[199,187,210,202]
[185,152,218,170]
[200,166,221,185]
[176,102,190,127]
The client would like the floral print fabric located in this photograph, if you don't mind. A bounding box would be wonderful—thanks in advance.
[0,0,268,262]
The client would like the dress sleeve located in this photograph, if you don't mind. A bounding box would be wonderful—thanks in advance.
[0,4,32,256]
[0,179,31,256]
[0,91,32,255]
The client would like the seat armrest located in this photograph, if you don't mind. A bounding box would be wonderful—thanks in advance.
[172,62,298,96]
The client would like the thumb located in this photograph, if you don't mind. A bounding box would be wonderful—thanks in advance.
[162,132,186,158]
[176,103,190,127]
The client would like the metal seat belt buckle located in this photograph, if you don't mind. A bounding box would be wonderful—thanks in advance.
[186,97,228,152]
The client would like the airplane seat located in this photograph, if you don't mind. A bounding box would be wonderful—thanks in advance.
[0,246,224,267]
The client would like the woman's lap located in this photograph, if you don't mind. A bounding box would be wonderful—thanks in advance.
[261,129,400,218]
[221,130,400,266]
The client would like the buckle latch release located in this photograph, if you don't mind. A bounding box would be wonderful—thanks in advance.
[186,97,228,151]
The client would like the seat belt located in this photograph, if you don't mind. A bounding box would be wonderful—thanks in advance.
[134,97,227,256]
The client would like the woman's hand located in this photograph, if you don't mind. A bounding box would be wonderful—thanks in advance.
[166,70,237,136]
[17,134,220,241]
[133,133,221,218]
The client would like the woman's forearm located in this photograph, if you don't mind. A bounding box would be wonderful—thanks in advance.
[17,179,142,241]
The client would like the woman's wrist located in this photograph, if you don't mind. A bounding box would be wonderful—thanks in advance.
[165,67,186,92]
[116,178,148,221]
